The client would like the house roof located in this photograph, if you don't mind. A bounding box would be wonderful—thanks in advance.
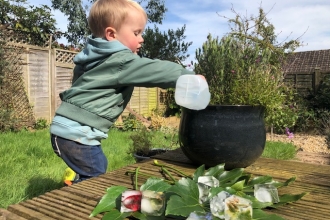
[283,49,330,73]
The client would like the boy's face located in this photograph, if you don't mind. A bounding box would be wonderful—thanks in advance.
[115,9,146,54]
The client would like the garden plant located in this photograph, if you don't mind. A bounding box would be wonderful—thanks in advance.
[194,7,301,132]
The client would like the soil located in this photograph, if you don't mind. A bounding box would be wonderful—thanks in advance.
[162,116,330,165]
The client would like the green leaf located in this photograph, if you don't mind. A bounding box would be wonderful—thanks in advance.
[218,168,244,186]
[166,178,204,217]
[167,178,199,199]
[132,211,166,220]
[204,164,225,177]
[271,177,296,188]
[90,186,127,217]
[166,195,204,217]
[193,164,205,182]
[246,175,273,187]
[238,174,252,185]
[209,187,227,198]
[231,179,245,191]
[272,192,308,208]
[102,209,131,220]
[240,194,273,209]
[252,209,286,220]
[130,212,146,220]
[140,177,171,192]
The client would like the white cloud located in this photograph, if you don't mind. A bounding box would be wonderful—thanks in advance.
[161,0,330,62]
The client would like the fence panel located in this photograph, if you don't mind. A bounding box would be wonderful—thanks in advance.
[53,66,73,110]
[284,71,330,96]
[127,87,158,117]
[22,46,163,121]
[26,48,51,121]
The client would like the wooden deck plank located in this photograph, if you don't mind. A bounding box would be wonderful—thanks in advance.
[35,194,100,220]
[7,203,55,220]
[48,189,99,207]
[0,208,27,220]
[21,199,82,220]
[2,148,330,220]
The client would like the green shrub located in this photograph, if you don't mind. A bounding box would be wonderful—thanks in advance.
[34,118,49,130]
[194,7,300,131]
[295,75,330,133]
[128,127,153,155]
[310,74,330,109]
[122,114,143,131]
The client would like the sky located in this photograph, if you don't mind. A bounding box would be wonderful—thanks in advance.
[28,0,330,63]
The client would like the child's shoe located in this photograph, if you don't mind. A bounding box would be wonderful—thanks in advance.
[62,167,80,186]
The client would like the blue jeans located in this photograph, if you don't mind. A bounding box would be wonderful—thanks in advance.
[51,134,108,181]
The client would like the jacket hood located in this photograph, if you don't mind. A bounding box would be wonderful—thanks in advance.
[73,36,130,71]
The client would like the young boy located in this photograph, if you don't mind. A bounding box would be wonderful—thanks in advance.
[50,0,200,183]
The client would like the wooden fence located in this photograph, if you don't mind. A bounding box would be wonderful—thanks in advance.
[283,68,330,96]
[16,44,165,122]
[10,40,329,123]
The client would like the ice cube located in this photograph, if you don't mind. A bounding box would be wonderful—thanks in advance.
[198,176,220,204]
[254,184,279,203]
[224,195,252,220]
[210,191,231,219]
[140,190,165,216]
[186,211,213,220]
[120,190,142,212]
[198,176,220,187]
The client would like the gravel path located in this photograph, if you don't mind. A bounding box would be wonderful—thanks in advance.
[267,133,330,154]
[267,133,330,165]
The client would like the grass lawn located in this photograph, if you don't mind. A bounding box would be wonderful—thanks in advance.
[0,128,296,209]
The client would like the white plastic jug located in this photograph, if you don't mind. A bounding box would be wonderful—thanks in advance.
[175,75,211,110]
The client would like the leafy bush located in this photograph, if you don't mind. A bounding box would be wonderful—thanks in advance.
[0,104,18,132]
[194,7,300,130]
[34,118,49,130]
[128,125,179,157]
[319,111,330,149]
[310,74,330,109]
[121,114,143,131]
[294,75,330,133]
[128,127,153,156]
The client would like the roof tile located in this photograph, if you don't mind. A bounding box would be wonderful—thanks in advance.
[284,49,330,73]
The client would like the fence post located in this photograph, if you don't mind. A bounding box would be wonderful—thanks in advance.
[314,67,321,94]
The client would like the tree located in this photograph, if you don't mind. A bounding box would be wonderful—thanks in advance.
[140,25,192,62]
[51,0,89,46]
[51,0,168,47]
[0,0,59,46]
[51,0,192,62]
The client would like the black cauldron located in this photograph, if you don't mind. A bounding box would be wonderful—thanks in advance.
[179,105,266,170]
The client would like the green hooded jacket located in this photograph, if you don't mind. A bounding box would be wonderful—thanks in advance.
[53,36,194,137]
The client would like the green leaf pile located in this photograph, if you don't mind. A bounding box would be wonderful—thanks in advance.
[90,161,307,219]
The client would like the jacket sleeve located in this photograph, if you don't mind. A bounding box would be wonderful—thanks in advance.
[112,51,195,89]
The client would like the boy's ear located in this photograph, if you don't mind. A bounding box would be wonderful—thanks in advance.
[104,27,116,41]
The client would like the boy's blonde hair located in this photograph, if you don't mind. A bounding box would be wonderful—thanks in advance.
[88,0,147,38]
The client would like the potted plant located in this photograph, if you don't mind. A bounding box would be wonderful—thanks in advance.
[129,126,179,162]
[178,7,299,169]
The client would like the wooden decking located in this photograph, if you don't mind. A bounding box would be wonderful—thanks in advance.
[1,148,330,220]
